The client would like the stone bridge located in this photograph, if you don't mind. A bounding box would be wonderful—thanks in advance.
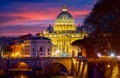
[0,57,73,75]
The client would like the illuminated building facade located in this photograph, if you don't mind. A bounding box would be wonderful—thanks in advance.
[23,37,52,57]
[11,41,24,57]
[43,5,88,57]
[11,37,52,57]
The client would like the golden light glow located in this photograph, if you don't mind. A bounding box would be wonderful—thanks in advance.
[43,5,88,57]
[81,62,83,65]
[10,52,20,57]
[62,5,67,11]
[111,64,119,78]
[78,61,84,77]
[83,63,88,78]
[53,49,61,57]
[107,64,110,68]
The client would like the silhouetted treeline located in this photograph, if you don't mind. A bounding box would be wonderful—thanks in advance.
[81,0,120,56]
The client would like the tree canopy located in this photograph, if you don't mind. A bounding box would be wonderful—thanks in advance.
[83,0,120,34]
[82,0,120,55]
[2,45,12,55]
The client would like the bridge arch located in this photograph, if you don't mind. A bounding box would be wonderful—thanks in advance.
[43,61,70,75]
[9,61,32,71]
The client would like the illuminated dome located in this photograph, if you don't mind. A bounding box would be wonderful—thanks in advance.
[54,5,76,33]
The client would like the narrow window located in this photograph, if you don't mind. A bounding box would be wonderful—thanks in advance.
[40,47,43,52]
[48,48,49,52]
[33,49,34,52]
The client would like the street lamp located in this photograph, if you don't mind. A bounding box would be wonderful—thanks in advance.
[107,64,110,68]
[110,53,115,57]
[97,53,101,57]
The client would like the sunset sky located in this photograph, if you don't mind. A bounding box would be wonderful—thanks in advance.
[0,0,96,37]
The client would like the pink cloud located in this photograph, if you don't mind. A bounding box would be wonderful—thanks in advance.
[0,7,61,26]
[70,9,91,18]
[0,4,91,36]
[0,1,91,27]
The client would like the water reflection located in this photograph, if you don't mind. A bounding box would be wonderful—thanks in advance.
[111,63,119,78]
[83,63,87,78]
[7,72,73,78]
[74,60,120,78]
[104,63,120,78]
[7,71,32,78]
[14,73,30,78]
[78,61,83,77]
[74,60,88,78]
[0,61,120,78]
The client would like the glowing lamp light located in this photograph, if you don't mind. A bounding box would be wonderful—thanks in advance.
[107,64,110,68]
[54,50,61,57]
[97,53,101,57]
[56,50,60,53]
[118,56,120,60]
[81,62,83,65]
[110,53,115,57]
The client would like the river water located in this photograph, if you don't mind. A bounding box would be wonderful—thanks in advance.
[0,61,120,78]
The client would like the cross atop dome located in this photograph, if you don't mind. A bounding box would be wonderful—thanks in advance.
[62,4,67,12]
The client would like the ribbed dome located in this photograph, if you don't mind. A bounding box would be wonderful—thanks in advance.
[57,11,73,19]
[54,5,76,33]
[55,5,74,24]
[55,11,74,24]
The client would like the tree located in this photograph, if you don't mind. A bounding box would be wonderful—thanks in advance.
[71,37,96,58]
[83,0,120,34]
[82,0,120,55]
[2,45,12,57]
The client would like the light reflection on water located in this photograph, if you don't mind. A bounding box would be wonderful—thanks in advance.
[14,73,30,78]
[82,63,87,78]
[0,62,120,78]
[104,63,120,78]
[5,71,73,78]
[11,73,73,78]
[111,63,119,78]
[75,62,120,78]
[49,76,73,78]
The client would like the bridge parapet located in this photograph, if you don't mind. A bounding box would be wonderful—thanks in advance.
[87,57,120,63]
[1,57,72,60]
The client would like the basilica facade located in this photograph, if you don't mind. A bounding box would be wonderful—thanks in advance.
[43,5,88,57]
